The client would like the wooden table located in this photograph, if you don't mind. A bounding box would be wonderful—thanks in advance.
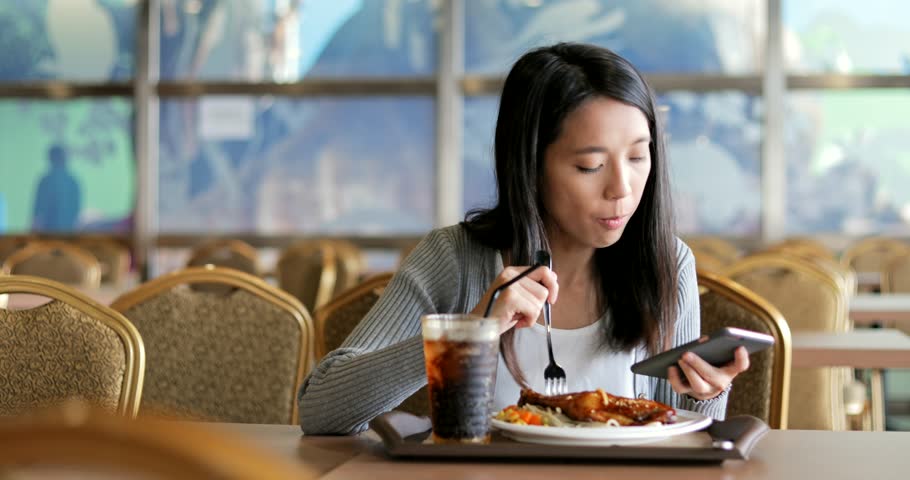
[215,423,376,477]
[851,293,910,327]
[792,329,910,431]
[222,424,910,480]
[791,329,910,369]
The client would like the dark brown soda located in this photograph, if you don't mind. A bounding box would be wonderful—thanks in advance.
[423,338,498,443]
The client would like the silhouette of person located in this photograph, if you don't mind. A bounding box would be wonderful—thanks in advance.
[32,145,82,231]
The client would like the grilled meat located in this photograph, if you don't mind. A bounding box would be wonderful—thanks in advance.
[518,388,677,426]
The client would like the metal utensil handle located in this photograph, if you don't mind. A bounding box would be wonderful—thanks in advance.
[534,251,557,364]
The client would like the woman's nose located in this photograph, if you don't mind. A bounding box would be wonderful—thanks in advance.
[603,161,632,200]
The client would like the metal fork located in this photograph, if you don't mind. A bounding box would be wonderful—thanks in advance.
[534,251,567,396]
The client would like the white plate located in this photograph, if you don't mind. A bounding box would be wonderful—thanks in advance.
[491,409,712,446]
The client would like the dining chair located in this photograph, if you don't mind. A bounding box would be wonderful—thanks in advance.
[328,239,367,297]
[726,253,851,430]
[397,238,422,267]
[186,239,259,276]
[881,252,910,332]
[0,400,316,480]
[313,271,427,416]
[768,249,858,298]
[683,236,742,266]
[110,266,315,424]
[1,240,101,288]
[881,252,910,294]
[766,237,835,261]
[689,249,728,273]
[0,234,36,264]
[0,275,144,417]
[77,236,132,285]
[276,240,337,313]
[841,238,910,291]
[697,270,792,429]
[314,272,394,359]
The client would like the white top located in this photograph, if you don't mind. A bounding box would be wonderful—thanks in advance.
[492,317,638,411]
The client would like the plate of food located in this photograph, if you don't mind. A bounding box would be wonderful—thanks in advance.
[491,389,712,446]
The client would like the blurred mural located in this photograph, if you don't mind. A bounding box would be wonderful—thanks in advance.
[1,0,910,235]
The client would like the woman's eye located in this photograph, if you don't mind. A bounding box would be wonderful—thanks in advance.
[630,156,648,163]
[576,165,603,174]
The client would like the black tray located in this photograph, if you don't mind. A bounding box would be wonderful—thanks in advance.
[369,411,768,464]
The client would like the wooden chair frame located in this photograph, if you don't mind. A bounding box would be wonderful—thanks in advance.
[110,266,315,425]
[697,270,792,429]
[0,275,145,417]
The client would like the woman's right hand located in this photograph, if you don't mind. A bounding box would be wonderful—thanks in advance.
[470,266,559,335]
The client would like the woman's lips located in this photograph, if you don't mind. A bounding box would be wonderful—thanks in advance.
[597,215,629,230]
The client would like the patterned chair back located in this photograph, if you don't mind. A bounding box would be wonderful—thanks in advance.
[186,239,259,276]
[882,253,910,309]
[0,275,144,417]
[0,401,317,480]
[697,270,791,429]
[2,241,101,288]
[276,241,337,313]
[767,237,835,261]
[683,237,741,266]
[313,272,428,416]
[315,272,393,359]
[77,237,131,285]
[111,266,314,424]
[329,240,366,298]
[726,253,849,430]
[0,235,36,265]
[841,238,910,285]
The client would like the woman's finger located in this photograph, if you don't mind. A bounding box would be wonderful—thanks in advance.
[680,352,727,388]
[677,357,713,396]
[516,276,551,304]
[667,366,691,395]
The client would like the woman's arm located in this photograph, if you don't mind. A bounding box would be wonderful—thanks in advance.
[297,229,462,434]
[651,239,729,420]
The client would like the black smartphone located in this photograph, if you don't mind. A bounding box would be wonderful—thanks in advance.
[630,327,774,379]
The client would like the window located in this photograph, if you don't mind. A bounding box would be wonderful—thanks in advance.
[466,0,764,74]
[160,0,437,80]
[0,98,135,233]
[158,96,434,234]
[0,0,136,81]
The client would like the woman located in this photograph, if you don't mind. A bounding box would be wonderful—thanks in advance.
[298,43,748,434]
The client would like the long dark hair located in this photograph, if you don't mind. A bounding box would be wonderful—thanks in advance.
[463,43,678,387]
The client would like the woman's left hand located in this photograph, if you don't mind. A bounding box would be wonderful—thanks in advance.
[667,346,750,401]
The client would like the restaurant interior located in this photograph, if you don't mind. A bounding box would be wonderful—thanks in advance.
[1,0,909,478]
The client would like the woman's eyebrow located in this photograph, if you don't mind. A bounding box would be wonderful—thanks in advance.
[572,136,651,155]
[572,145,608,155]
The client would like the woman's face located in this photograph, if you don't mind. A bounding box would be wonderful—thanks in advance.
[541,96,652,250]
